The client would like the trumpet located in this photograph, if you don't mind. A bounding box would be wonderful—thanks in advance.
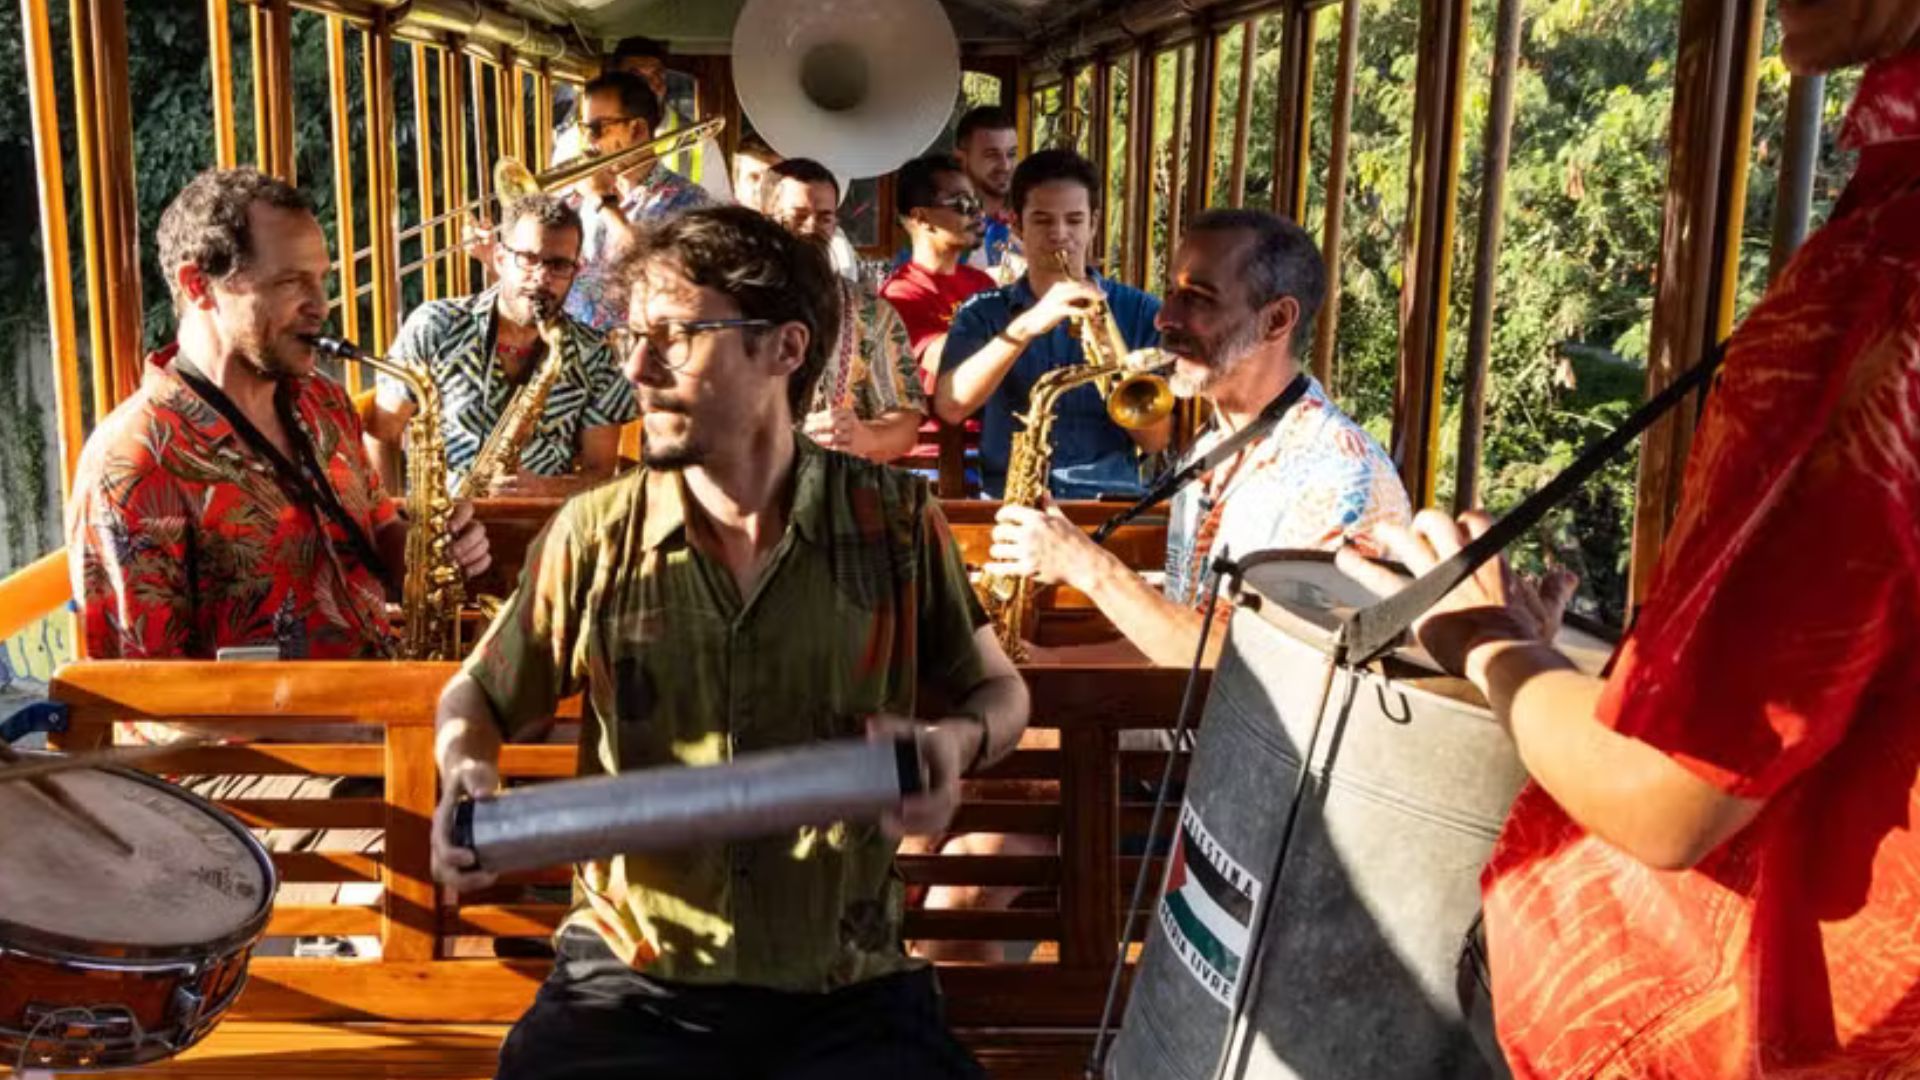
[1052,250,1175,430]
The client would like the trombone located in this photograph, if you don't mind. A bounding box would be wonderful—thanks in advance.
[345,118,727,281]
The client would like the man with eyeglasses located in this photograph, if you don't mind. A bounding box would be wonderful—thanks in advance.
[563,69,712,330]
[762,157,928,464]
[431,205,1026,1078]
[368,194,635,498]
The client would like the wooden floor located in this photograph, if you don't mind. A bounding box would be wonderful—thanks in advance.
[27,1022,1095,1078]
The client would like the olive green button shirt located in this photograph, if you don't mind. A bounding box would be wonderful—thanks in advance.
[464,436,988,991]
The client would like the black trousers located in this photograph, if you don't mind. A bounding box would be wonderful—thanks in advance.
[495,929,985,1080]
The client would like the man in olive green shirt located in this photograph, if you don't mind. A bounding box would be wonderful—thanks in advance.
[430,205,1028,1078]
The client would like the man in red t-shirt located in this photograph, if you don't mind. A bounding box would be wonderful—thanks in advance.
[1341,8,1920,1076]
[879,154,998,394]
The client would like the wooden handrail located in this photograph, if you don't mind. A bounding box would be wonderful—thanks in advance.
[0,548,70,641]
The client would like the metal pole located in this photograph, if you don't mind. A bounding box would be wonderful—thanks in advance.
[1227,19,1256,207]
[1768,74,1825,281]
[326,17,362,352]
[1454,0,1523,513]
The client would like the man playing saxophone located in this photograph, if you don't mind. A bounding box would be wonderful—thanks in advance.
[935,149,1171,499]
[69,167,493,663]
[985,210,1410,666]
[367,194,636,499]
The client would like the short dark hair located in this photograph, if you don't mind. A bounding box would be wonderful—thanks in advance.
[498,193,582,245]
[955,105,1015,147]
[762,157,839,206]
[156,166,315,311]
[1187,208,1327,352]
[896,154,966,215]
[611,37,668,64]
[583,70,662,133]
[625,206,840,416]
[1009,149,1099,216]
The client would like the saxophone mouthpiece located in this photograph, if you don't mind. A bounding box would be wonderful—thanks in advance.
[302,333,363,361]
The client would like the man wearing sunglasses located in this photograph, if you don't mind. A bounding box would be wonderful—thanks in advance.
[563,70,712,330]
[880,154,997,393]
[431,206,1027,1077]
[367,194,635,498]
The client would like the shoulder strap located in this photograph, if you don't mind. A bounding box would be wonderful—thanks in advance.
[173,358,391,583]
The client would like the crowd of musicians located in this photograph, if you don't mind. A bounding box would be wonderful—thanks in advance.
[49,4,1920,1076]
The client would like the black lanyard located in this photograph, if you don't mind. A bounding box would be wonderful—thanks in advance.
[172,357,391,583]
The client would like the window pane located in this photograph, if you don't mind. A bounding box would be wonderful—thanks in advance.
[1210,22,1248,207]
[1104,56,1133,280]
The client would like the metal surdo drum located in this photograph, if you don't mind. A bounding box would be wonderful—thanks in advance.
[1108,550,1614,1080]
[0,761,275,1070]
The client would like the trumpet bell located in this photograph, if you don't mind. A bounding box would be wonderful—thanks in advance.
[494,157,539,203]
[1109,371,1176,430]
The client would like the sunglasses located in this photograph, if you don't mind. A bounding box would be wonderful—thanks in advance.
[928,194,984,217]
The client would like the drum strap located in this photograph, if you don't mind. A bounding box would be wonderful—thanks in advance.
[1091,373,1309,545]
[1342,339,1727,664]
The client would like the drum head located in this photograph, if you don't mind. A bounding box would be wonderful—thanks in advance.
[0,764,273,961]
[1238,550,1617,679]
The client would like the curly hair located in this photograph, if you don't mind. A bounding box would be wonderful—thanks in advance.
[155,167,314,311]
[623,206,840,416]
[498,193,583,244]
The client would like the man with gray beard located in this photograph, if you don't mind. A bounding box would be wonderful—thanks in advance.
[984,209,1410,666]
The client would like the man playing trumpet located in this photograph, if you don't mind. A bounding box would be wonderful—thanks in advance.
[367,195,635,498]
[935,149,1170,500]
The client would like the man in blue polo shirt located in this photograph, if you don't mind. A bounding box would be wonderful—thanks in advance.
[934,150,1170,500]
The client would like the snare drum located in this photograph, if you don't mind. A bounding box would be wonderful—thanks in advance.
[1108,550,1614,1080]
[0,761,275,1071]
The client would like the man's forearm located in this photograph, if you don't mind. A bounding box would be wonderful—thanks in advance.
[864,409,923,462]
[954,669,1029,768]
[936,333,1027,423]
[1079,552,1215,667]
[435,673,505,777]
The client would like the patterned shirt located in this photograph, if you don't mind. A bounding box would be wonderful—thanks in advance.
[565,166,714,329]
[1484,55,1920,1079]
[379,288,637,487]
[464,436,989,991]
[68,345,396,660]
[1162,377,1411,607]
[941,272,1162,500]
[807,277,925,421]
[879,261,998,394]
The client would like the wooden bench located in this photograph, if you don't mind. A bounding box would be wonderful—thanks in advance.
[47,659,1206,1077]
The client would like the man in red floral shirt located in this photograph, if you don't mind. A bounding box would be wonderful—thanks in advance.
[68,167,491,662]
[1343,6,1920,1076]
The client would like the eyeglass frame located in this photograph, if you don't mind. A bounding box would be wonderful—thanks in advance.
[498,244,581,278]
[606,318,778,371]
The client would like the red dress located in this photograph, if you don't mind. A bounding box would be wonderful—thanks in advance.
[1483,56,1920,1077]
[67,345,398,661]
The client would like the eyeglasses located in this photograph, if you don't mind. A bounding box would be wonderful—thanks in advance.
[500,245,579,277]
[606,318,776,370]
[929,193,984,216]
[576,116,639,140]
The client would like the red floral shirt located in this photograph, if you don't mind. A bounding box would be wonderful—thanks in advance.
[1483,56,1920,1077]
[67,345,399,660]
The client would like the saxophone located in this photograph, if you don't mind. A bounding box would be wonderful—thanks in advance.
[307,335,464,660]
[455,309,570,500]
[974,252,1176,659]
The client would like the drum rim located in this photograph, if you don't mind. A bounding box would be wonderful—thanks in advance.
[0,761,278,963]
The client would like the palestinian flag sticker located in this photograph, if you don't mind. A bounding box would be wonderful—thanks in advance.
[1159,803,1263,1007]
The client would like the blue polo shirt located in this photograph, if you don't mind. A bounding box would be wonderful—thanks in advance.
[942,273,1161,500]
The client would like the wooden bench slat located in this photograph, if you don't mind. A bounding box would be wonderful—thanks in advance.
[496,745,580,777]
[132,745,387,776]
[266,906,383,936]
[948,801,1062,834]
[895,854,1060,886]
[225,798,388,829]
[446,904,565,937]
[274,851,383,883]
[902,909,1060,940]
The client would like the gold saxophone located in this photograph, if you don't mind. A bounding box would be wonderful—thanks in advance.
[455,312,570,500]
[308,335,464,660]
[974,252,1175,659]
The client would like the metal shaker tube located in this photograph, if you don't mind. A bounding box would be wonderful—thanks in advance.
[453,738,925,873]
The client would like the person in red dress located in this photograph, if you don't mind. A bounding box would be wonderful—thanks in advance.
[69,167,491,662]
[879,154,998,393]
[1341,8,1920,1076]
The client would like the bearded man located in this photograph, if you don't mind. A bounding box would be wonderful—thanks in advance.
[984,208,1409,666]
